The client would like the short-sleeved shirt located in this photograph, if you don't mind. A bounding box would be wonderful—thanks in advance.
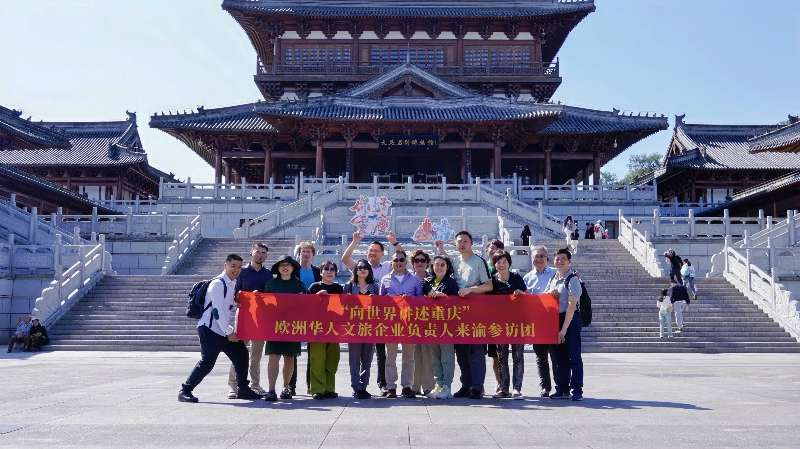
[235,264,273,293]
[523,266,556,294]
[299,267,317,290]
[490,272,527,295]
[452,253,491,289]
[379,271,423,296]
[545,270,582,313]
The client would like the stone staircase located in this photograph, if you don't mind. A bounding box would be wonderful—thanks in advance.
[548,239,800,353]
[47,238,296,351]
[48,237,800,352]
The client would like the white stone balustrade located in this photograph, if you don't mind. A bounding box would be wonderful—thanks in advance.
[1,198,79,245]
[627,208,767,240]
[714,236,800,341]
[42,208,197,239]
[617,210,666,277]
[161,214,202,275]
[31,234,113,327]
[159,176,297,201]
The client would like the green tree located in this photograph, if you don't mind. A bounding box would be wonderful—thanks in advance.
[600,171,620,185]
[621,153,662,184]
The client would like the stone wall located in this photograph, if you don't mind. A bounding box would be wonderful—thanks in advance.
[106,239,171,275]
[1,275,52,344]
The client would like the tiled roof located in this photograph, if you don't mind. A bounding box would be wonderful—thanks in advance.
[0,114,150,167]
[0,164,116,214]
[541,106,668,135]
[748,118,800,153]
[664,121,800,171]
[0,105,70,149]
[149,103,275,133]
[255,95,562,122]
[344,64,473,99]
[222,0,595,18]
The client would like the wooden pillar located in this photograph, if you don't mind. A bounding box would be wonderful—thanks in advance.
[315,140,323,177]
[456,35,464,67]
[544,148,552,183]
[592,152,601,184]
[263,147,271,184]
[116,177,123,200]
[214,151,222,184]
[492,142,502,178]
[582,163,590,185]
[224,162,231,184]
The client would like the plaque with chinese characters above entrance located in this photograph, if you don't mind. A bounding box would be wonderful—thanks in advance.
[378,134,439,151]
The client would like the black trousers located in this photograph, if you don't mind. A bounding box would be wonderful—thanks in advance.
[454,344,472,390]
[375,343,387,388]
[185,325,249,390]
[532,344,557,392]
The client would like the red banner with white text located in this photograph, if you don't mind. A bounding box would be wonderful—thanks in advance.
[236,292,559,344]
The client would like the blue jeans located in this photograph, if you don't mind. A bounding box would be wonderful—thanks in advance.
[554,311,583,395]
[347,343,374,391]
[455,344,486,391]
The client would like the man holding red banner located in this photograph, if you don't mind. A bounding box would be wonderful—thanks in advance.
[378,251,423,399]
[436,231,493,400]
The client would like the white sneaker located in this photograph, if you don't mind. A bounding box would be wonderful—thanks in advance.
[251,386,267,395]
[437,385,452,399]
[512,389,523,400]
[227,389,237,399]
[426,385,441,399]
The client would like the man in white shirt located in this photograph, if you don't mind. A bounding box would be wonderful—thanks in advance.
[521,245,557,398]
[179,254,263,403]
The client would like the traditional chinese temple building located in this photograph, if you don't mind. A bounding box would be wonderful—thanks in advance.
[151,0,667,184]
[651,115,800,206]
[0,105,171,204]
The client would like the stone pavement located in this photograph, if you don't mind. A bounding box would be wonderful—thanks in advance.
[1,351,798,448]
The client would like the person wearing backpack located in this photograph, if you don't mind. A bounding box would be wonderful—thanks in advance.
[179,254,263,403]
[545,248,585,401]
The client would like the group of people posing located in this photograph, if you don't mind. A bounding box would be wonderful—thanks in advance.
[178,230,586,404]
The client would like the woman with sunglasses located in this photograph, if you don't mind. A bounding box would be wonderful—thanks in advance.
[422,255,460,399]
[489,250,527,399]
[410,249,435,397]
[343,259,380,399]
[307,260,344,400]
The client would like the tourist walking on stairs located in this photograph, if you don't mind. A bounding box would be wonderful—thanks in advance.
[657,288,674,339]
[681,259,697,300]
[669,281,691,333]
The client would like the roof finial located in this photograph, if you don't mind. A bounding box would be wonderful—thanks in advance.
[789,114,799,124]
[674,114,686,130]
[125,110,137,123]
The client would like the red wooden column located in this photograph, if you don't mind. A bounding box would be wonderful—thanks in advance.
[592,152,602,184]
[315,140,323,177]
[492,141,502,178]
[214,150,222,184]
[263,145,272,183]
[544,148,552,183]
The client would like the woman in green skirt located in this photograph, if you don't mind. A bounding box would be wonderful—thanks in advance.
[263,255,306,401]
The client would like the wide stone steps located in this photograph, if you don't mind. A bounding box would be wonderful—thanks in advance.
[47,238,800,352]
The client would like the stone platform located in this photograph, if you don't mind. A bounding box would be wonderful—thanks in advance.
[1,352,798,448]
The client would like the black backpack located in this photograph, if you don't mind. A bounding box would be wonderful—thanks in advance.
[565,272,592,327]
[186,277,227,320]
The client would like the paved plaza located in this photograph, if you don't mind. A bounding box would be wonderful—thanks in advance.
[1,351,799,448]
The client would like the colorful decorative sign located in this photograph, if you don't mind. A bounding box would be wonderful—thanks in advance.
[350,195,392,236]
[412,216,455,243]
[236,292,559,344]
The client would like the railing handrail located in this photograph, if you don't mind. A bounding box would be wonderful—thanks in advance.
[161,214,203,275]
[258,60,560,77]
[617,211,666,277]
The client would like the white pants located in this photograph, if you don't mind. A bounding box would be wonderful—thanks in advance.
[386,343,416,389]
[228,339,265,390]
[673,302,687,329]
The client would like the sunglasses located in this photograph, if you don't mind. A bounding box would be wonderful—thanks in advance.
[413,258,428,263]
[392,258,406,263]
[322,267,336,272]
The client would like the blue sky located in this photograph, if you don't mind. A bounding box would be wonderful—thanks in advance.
[2,0,798,182]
